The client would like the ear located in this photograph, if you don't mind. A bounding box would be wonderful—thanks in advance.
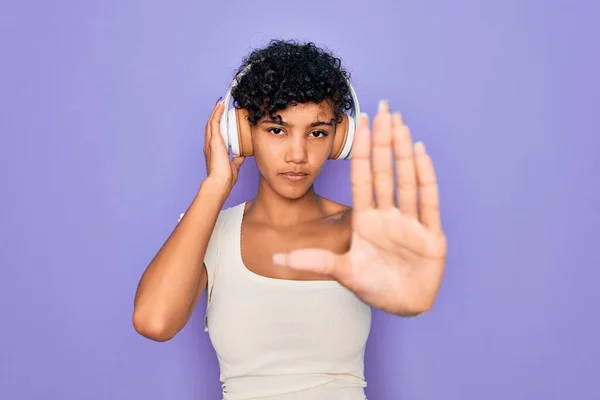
[235,108,254,157]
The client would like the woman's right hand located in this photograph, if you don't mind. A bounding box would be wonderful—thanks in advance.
[203,99,246,194]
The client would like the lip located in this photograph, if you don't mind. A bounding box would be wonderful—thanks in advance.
[279,172,308,181]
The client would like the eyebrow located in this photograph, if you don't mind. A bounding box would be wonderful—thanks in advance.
[261,119,334,128]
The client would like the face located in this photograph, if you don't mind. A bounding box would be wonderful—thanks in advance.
[251,101,336,200]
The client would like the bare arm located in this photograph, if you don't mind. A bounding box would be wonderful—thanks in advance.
[132,178,229,342]
[132,99,245,342]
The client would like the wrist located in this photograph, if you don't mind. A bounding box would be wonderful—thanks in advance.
[199,177,231,202]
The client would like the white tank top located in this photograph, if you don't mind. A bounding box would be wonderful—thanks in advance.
[202,202,372,400]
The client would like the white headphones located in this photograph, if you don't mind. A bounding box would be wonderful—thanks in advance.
[219,65,361,160]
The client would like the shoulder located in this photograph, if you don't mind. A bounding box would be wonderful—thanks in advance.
[217,201,247,219]
[317,197,353,251]
[203,204,237,274]
[318,197,353,225]
[205,203,243,254]
[320,196,351,215]
[211,202,242,235]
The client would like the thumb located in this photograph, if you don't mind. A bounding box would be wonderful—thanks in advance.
[272,248,344,278]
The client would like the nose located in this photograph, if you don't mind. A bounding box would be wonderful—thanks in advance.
[284,134,308,164]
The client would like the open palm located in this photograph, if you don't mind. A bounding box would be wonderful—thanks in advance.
[276,101,447,316]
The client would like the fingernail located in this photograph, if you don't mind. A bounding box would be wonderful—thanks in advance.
[360,112,369,123]
[393,112,403,124]
[215,96,222,105]
[414,141,426,153]
[273,253,287,267]
[378,99,389,112]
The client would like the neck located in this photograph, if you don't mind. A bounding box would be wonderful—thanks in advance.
[247,177,326,227]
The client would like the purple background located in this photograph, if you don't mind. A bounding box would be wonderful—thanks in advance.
[1,1,599,399]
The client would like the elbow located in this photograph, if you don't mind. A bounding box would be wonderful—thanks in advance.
[132,310,177,342]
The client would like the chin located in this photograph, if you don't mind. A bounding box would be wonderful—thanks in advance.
[270,175,315,200]
[279,188,311,200]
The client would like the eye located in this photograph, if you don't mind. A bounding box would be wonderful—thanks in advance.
[310,130,329,138]
[267,127,284,135]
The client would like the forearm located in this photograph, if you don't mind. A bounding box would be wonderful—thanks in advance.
[133,178,229,341]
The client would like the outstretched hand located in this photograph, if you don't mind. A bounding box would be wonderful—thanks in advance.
[273,100,447,316]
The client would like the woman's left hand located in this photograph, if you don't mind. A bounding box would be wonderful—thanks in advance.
[273,100,447,316]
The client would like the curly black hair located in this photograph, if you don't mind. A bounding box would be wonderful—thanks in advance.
[231,39,354,126]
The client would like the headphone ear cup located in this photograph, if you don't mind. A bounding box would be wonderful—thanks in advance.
[329,114,349,159]
[329,114,358,160]
[341,115,356,160]
[219,105,231,154]
[235,108,254,157]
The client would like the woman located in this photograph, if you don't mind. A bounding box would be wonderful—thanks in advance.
[133,39,447,400]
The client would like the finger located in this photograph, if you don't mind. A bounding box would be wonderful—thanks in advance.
[231,156,245,172]
[414,142,442,233]
[350,113,374,212]
[273,248,345,279]
[204,98,222,150]
[371,100,395,209]
[392,113,418,219]
[230,156,245,183]
[210,101,227,149]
